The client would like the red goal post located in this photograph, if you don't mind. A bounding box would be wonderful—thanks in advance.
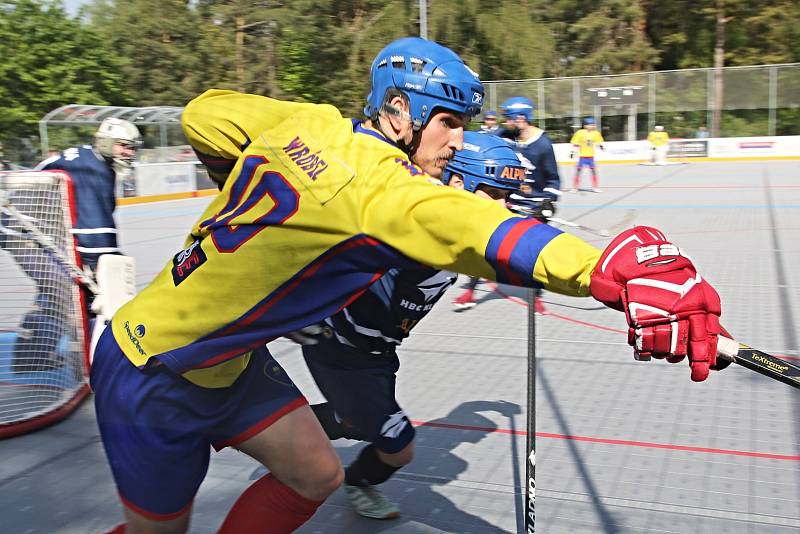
[0,170,91,438]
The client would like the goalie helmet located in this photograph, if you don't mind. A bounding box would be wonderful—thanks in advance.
[441,131,526,194]
[364,37,484,130]
[94,118,142,172]
[500,96,535,122]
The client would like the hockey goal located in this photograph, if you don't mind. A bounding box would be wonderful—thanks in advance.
[0,170,90,438]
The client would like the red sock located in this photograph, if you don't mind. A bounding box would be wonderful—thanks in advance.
[591,172,599,189]
[218,474,323,534]
[104,525,125,534]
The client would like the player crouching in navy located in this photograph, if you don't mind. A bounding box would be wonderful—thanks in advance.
[300,131,527,520]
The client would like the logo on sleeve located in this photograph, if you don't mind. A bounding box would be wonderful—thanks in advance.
[171,239,207,286]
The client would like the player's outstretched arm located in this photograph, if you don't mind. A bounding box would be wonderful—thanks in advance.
[363,164,601,296]
[590,226,722,381]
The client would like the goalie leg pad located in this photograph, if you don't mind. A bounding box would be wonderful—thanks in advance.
[92,254,137,318]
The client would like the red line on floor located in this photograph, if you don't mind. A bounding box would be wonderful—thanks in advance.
[486,283,799,359]
[411,419,800,461]
[487,282,627,334]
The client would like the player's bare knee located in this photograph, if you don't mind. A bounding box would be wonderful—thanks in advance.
[296,459,344,501]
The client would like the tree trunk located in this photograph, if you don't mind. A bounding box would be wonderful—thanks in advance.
[712,0,726,137]
[235,14,245,92]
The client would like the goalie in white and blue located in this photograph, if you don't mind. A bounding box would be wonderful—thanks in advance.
[36,117,141,273]
[2,118,140,370]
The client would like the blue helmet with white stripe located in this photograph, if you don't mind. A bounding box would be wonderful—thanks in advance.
[500,96,535,122]
[364,37,485,130]
[442,132,526,193]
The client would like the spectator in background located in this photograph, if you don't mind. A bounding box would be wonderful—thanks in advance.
[695,125,710,139]
[479,110,499,134]
[0,142,11,171]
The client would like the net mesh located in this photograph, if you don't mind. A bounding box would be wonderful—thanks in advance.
[0,171,88,432]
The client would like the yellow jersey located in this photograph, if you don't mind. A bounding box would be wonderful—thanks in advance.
[647,131,669,147]
[111,90,601,387]
[570,129,605,158]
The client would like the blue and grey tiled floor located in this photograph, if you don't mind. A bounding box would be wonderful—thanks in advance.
[2,160,799,533]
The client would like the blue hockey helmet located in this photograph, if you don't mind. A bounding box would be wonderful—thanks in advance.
[500,96,535,122]
[484,110,497,119]
[442,131,527,193]
[583,117,596,126]
[364,37,485,130]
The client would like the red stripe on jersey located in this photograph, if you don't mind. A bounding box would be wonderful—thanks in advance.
[495,218,540,285]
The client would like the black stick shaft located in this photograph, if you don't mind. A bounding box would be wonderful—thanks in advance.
[526,288,536,533]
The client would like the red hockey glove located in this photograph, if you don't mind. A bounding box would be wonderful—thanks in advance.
[590,226,721,382]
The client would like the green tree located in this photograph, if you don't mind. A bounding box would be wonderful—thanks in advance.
[0,0,128,156]
[86,0,232,106]
[545,0,658,76]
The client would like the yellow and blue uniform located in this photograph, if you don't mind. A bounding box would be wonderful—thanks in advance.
[571,128,605,168]
[111,89,601,386]
[647,130,669,147]
[92,89,602,517]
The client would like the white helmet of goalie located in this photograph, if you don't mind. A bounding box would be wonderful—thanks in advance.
[95,118,142,172]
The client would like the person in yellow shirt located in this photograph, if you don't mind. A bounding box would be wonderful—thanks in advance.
[90,37,725,534]
[570,117,605,192]
[647,125,670,165]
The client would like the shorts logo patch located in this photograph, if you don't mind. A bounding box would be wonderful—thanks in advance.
[380,410,409,439]
[172,239,207,286]
[263,357,293,387]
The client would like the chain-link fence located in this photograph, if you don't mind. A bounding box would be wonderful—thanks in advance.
[483,63,800,143]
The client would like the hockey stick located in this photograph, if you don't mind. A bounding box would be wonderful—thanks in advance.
[509,199,637,238]
[548,209,638,238]
[0,196,99,295]
[717,334,800,389]
[526,287,536,533]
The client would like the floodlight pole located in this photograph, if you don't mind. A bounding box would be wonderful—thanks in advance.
[419,0,427,40]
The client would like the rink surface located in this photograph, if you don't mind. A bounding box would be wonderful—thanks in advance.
[2,159,799,533]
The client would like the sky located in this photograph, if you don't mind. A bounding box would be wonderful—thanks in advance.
[62,0,86,17]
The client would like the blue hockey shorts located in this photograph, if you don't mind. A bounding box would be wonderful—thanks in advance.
[90,327,306,519]
[302,339,415,454]
[577,156,596,169]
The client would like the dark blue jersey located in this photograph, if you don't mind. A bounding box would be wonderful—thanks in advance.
[323,267,457,354]
[515,131,560,197]
[36,146,119,270]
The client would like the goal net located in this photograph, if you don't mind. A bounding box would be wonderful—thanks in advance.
[0,170,90,438]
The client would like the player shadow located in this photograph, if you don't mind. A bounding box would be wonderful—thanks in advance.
[538,365,621,533]
[254,400,524,533]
